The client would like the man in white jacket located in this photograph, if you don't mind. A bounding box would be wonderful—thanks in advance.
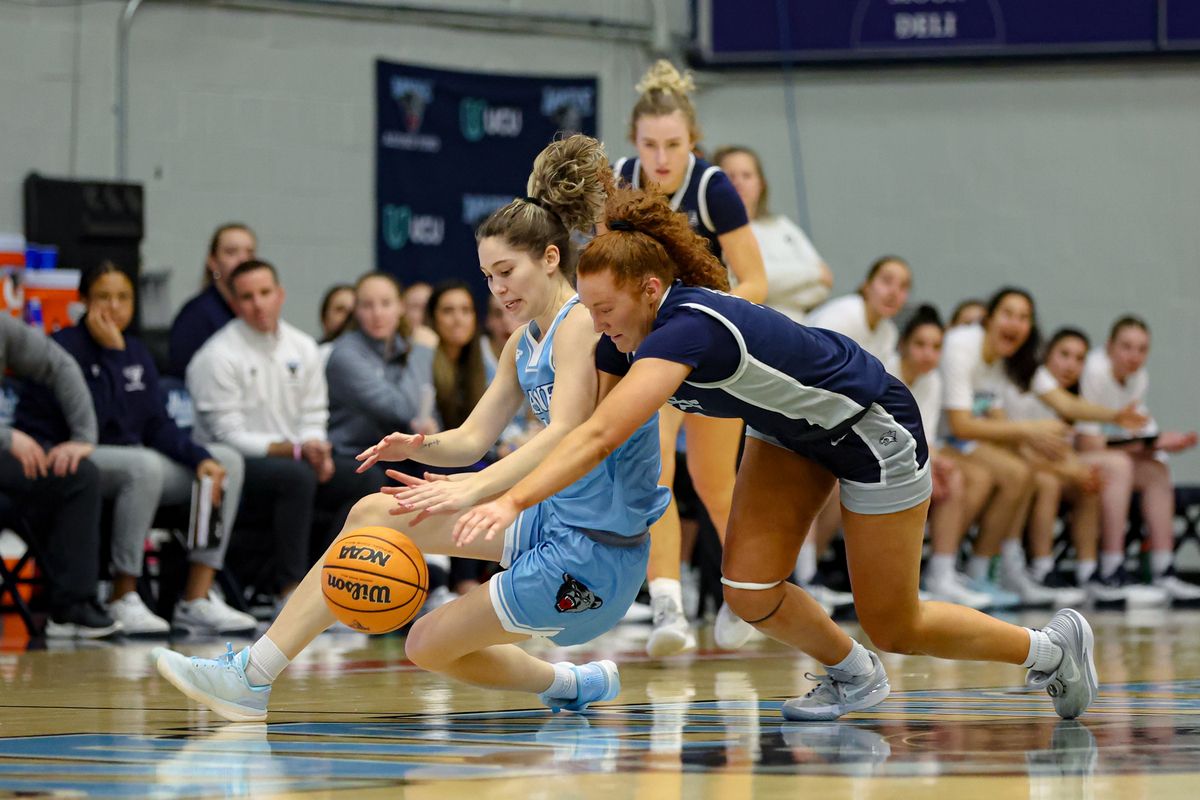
[187,260,377,602]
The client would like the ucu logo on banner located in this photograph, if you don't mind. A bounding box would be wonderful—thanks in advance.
[382,204,445,250]
[459,97,523,142]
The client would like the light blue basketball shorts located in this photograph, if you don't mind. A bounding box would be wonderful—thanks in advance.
[488,501,650,646]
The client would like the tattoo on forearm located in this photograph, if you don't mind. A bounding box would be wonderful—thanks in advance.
[422,439,438,448]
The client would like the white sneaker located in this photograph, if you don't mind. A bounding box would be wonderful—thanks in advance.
[1152,573,1200,604]
[804,582,855,610]
[108,591,170,636]
[173,593,258,635]
[1000,568,1085,607]
[923,572,993,610]
[713,601,755,650]
[646,596,693,658]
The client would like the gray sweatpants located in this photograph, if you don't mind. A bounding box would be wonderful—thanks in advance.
[88,444,245,576]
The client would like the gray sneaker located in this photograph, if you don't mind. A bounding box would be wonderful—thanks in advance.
[782,651,890,722]
[1026,608,1098,720]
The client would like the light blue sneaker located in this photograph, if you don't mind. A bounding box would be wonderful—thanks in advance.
[538,660,620,714]
[965,576,1022,609]
[153,643,271,722]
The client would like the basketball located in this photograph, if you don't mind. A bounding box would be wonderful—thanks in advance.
[321,527,429,634]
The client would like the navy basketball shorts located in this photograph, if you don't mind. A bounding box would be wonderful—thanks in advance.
[746,375,932,515]
[488,500,650,646]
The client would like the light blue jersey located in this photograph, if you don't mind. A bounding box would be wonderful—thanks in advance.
[515,296,669,537]
[489,296,668,646]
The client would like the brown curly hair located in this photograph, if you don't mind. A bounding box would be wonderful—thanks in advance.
[578,187,729,292]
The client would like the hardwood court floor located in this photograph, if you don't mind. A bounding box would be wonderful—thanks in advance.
[1,608,1198,798]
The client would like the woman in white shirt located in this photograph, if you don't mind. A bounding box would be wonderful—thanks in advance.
[1077,316,1200,602]
[898,306,994,609]
[1001,328,1160,604]
[713,146,832,323]
[943,288,1146,606]
[808,256,911,364]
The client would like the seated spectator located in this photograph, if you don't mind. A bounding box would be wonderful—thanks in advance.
[2,315,117,638]
[808,255,910,364]
[896,306,995,609]
[403,280,438,349]
[1007,327,1167,605]
[949,298,987,329]
[326,272,437,461]
[187,259,377,602]
[429,281,488,432]
[317,283,355,366]
[319,284,355,343]
[942,288,1142,607]
[428,281,506,596]
[713,145,832,323]
[1077,315,1200,603]
[18,263,255,635]
[167,223,257,377]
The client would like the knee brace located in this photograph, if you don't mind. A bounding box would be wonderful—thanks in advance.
[721,577,786,624]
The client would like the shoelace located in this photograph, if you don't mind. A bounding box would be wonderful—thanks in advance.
[802,672,843,701]
[196,642,238,671]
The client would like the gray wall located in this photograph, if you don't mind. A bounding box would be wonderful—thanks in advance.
[697,63,1200,480]
[2,2,1197,479]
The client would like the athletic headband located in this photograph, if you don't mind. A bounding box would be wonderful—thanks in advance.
[607,219,635,232]
[521,195,564,227]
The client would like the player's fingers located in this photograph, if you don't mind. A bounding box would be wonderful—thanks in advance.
[384,472,423,488]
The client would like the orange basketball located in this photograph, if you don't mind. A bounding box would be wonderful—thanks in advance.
[321,527,429,634]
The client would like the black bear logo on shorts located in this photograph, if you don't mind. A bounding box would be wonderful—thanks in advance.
[555,573,603,613]
[879,429,898,446]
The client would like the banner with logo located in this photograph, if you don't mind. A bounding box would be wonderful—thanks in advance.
[375,60,598,302]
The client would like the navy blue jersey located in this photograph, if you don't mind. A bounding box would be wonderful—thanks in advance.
[613,154,748,259]
[595,283,894,448]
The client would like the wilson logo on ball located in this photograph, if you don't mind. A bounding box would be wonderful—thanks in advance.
[337,544,393,567]
[326,573,393,604]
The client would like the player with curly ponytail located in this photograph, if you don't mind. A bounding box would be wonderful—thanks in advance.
[456,186,1101,726]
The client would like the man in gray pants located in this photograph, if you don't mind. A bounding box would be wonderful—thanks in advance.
[0,315,119,637]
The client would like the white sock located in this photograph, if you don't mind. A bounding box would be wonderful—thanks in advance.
[1022,628,1064,672]
[828,640,873,679]
[1001,539,1026,570]
[1030,556,1055,583]
[543,662,578,699]
[245,636,289,687]
[648,578,683,610]
[927,553,956,582]
[795,541,817,585]
[967,555,992,581]
[1150,550,1174,578]
[1099,552,1125,578]
[1076,559,1097,585]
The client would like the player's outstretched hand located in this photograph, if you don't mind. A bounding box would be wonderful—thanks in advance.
[356,432,424,473]
[453,496,519,548]
[382,470,482,524]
